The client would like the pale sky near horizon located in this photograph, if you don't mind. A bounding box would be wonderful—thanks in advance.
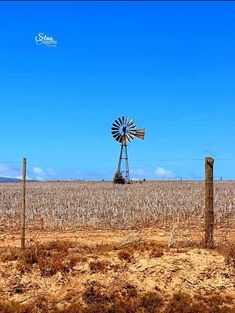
[0,1,235,180]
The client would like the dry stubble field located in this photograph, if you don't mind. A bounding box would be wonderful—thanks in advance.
[0,181,234,312]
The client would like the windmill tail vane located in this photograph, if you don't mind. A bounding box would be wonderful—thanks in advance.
[135,129,145,140]
[111,116,145,184]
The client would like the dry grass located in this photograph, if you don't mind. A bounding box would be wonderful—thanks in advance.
[165,292,235,313]
[0,181,234,231]
[0,239,235,312]
[89,260,110,273]
[140,292,164,313]
[117,250,135,263]
[0,290,233,313]
[1,240,78,276]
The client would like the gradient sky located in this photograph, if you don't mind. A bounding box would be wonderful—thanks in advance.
[0,1,235,180]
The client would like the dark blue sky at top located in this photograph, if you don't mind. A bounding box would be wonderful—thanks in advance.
[0,1,235,180]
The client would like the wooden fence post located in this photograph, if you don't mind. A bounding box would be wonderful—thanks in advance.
[205,157,214,248]
[21,158,26,249]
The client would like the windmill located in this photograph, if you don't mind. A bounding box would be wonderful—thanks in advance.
[111,116,145,183]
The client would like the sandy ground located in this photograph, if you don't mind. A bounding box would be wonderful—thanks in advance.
[0,227,234,307]
[1,225,235,247]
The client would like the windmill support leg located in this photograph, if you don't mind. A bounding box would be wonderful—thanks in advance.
[117,144,123,174]
[123,144,130,181]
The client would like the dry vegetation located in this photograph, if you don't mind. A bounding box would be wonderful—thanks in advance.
[0,181,234,230]
[0,238,234,312]
[0,181,234,312]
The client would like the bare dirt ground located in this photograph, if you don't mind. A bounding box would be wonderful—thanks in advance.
[0,227,234,312]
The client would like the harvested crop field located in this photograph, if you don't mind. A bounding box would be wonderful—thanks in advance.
[0,181,235,230]
[0,181,234,312]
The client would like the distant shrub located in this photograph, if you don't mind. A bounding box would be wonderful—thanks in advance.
[0,247,20,262]
[122,283,138,298]
[164,291,193,313]
[117,250,135,263]
[41,240,74,254]
[14,240,76,276]
[108,298,139,313]
[164,292,235,313]
[149,246,164,258]
[89,260,109,273]
[113,172,125,184]
[83,282,110,305]
[0,300,34,313]
[140,292,163,313]
[38,252,69,277]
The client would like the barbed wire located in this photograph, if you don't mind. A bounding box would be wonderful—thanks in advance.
[0,161,20,164]
[0,159,235,181]
[0,176,233,183]
[1,177,234,182]
[1,158,235,164]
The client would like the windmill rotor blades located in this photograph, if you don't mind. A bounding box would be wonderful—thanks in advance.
[127,120,136,129]
[113,130,120,137]
[126,133,134,141]
[112,124,120,129]
[115,119,121,127]
[127,132,135,140]
[118,117,123,125]
[128,129,136,136]
[127,119,133,126]
[125,116,129,125]
[127,119,134,126]
[135,128,145,140]
[112,130,119,135]
[128,126,136,132]
[115,133,122,143]
[112,132,120,140]
[112,127,119,132]
[113,131,122,143]
[125,134,130,142]
[112,132,120,138]
[111,116,145,143]
[112,130,120,137]
[112,123,120,129]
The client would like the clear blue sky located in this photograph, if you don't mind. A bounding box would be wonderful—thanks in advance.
[0,1,235,180]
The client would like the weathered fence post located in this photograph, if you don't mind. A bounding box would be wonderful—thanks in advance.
[21,158,26,249]
[205,157,214,248]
